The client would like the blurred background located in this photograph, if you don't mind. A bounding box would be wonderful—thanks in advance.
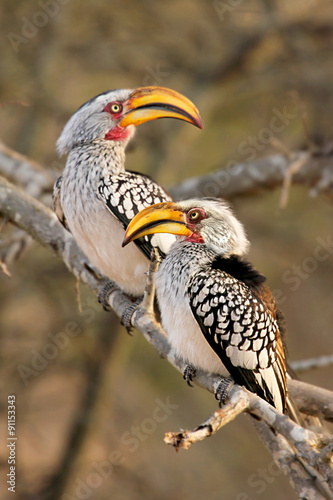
[0,0,333,499]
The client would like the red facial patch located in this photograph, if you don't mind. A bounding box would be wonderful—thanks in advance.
[104,125,130,141]
[184,207,206,243]
[185,232,204,243]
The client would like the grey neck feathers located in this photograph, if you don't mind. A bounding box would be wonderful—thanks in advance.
[67,139,126,175]
[162,241,217,283]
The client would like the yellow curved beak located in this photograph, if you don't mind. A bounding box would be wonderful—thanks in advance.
[122,202,191,246]
[119,86,203,129]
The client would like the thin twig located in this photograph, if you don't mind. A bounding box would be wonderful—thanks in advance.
[278,152,311,210]
[75,277,82,313]
[0,259,11,277]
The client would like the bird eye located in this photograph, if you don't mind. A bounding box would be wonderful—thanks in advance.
[187,209,203,222]
[104,102,123,115]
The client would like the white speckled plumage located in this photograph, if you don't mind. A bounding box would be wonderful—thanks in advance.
[145,199,289,413]
[53,90,176,296]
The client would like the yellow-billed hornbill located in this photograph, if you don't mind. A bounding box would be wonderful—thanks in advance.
[123,198,298,418]
[53,87,202,297]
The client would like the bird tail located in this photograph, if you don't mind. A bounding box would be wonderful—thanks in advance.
[285,393,306,427]
[285,392,323,431]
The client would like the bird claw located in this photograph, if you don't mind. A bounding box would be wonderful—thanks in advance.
[98,280,119,311]
[183,365,197,387]
[121,297,143,335]
[215,377,234,407]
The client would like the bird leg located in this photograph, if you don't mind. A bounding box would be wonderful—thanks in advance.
[121,248,162,334]
[183,365,197,387]
[98,280,120,311]
[215,377,235,407]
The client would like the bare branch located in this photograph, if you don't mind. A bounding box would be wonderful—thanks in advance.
[164,385,333,499]
[169,152,333,202]
[288,380,333,423]
[0,174,332,418]
[1,174,331,418]
[0,143,57,266]
[254,421,332,500]
[278,152,311,210]
[164,385,249,450]
[1,174,332,499]
[0,142,55,199]
[2,143,333,209]
[0,227,34,267]
[164,384,326,453]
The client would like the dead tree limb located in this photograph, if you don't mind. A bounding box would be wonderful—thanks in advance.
[288,380,333,423]
[0,141,56,199]
[1,175,332,421]
[164,386,333,498]
[1,144,333,208]
[169,151,333,202]
[0,142,56,264]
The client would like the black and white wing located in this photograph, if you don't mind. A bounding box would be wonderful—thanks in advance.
[187,268,287,412]
[53,176,70,231]
[98,171,176,260]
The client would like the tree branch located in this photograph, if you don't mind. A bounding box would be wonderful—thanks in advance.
[164,385,333,499]
[254,420,332,500]
[288,380,333,423]
[0,141,55,199]
[1,175,332,418]
[163,384,331,456]
[0,142,56,265]
[0,174,332,499]
[169,151,333,202]
[1,143,333,208]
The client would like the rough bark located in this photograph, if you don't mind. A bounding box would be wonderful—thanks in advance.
[169,151,333,202]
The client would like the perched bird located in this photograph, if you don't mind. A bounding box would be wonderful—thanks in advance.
[123,198,297,417]
[53,86,202,297]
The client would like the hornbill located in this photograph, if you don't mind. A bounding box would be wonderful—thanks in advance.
[53,87,202,297]
[123,198,298,418]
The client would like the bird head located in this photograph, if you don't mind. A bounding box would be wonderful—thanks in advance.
[57,86,202,155]
[123,198,249,257]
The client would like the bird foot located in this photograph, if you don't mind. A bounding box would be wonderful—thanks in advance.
[215,377,234,407]
[121,297,143,335]
[98,280,119,311]
[183,365,197,387]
